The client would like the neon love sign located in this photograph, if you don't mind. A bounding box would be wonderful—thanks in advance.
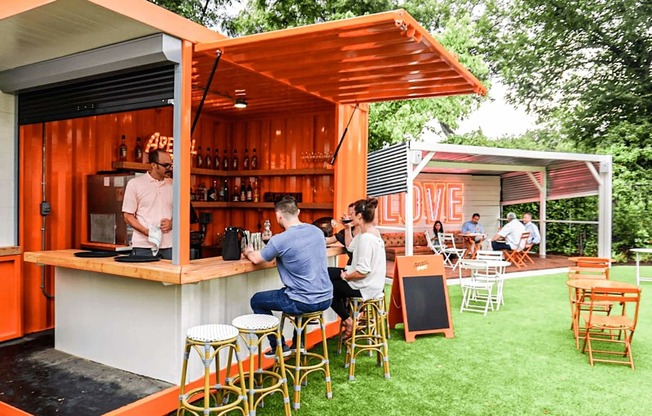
[377,179,464,226]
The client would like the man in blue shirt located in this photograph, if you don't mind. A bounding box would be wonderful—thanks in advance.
[243,196,332,353]
[522,213,541,244]
[461,213,485,258]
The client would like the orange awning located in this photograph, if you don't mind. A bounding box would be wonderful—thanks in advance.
[193,9,486,118]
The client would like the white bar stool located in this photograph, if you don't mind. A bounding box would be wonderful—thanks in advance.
[177,324,248,415]
[230,314,291,416]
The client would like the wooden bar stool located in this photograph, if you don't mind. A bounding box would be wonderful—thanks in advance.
[280,310,332,410]
[344,295,390,381]
[230,314,291,416]
[177,324,248,416]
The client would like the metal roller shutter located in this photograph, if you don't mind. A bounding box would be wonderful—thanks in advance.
[367,142,408,197]
[18,64,174,125]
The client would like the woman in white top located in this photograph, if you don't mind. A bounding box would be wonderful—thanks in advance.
[331,197,386,338]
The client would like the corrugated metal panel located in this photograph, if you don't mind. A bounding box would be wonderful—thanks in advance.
[548,161,600,200]
[501,161,600,205]
[501,171,542,205]
[18,64,174,125]
[367,142,407,197]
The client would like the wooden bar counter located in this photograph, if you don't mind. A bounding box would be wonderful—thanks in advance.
[23,247,345,384]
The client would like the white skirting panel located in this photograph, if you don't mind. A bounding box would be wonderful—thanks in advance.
[55,261,338,384]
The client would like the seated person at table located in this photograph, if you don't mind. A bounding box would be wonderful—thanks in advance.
[522,213,541,245]
[431,220,445,245]
[326,202,358,281]
[461,213,485,256]
[331,198,386,339]
[491,212,526,251]
[243,196,332,354]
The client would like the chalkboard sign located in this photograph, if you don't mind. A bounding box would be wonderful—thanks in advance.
[389,255,454,342]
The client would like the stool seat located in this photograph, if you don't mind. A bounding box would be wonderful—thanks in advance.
[186,323,239,342]
[232,314,280,331]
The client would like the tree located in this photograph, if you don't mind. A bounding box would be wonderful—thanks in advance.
[479,0,652,149]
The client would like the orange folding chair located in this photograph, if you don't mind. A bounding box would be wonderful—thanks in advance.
[502,232,530,268]
[581,286,641,369]
[567,266,611,348]
[520,242,535,265]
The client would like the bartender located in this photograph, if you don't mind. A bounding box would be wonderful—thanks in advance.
[122,149,173,259]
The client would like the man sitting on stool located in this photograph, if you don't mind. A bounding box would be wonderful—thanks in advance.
[491,212,525,251]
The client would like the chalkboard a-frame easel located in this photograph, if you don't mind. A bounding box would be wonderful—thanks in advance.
[389,255,454,342]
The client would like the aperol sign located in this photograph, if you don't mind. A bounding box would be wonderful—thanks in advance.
[378,179,464,227]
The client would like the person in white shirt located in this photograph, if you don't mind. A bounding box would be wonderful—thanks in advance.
[522,213,541,244]
[491,212,526,250]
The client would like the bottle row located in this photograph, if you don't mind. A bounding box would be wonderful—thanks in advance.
[118,134,144,163]
[195,147,258,171]
[192,178,260,203]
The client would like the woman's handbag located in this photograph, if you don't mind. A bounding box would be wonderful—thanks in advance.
[222,227,247,260]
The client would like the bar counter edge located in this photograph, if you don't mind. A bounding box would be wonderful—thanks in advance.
[23,247,346,285]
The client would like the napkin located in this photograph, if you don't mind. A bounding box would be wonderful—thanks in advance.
[148,224,162,256]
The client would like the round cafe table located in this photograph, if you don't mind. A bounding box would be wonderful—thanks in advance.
[629,248,652,286]
[462,233,485,259]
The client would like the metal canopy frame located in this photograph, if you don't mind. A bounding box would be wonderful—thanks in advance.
[397,141,613,258]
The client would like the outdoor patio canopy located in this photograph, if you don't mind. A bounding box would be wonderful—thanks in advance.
[367,142,613,257]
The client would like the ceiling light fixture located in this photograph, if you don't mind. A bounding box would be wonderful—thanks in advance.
[234,97,247,109]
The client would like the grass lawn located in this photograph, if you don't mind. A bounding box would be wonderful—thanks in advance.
[252,265,652,416]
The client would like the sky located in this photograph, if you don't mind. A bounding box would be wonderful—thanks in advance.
[456,80,538,138]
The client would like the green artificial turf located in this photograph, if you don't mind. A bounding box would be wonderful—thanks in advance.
[249,265,652,416]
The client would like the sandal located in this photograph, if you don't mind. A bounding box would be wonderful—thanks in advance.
[342,318,353,339]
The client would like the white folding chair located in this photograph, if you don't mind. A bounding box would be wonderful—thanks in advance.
[424,230,443,255]
[474,251,508,310]
[458,260,494,316]
[438,233,466,271]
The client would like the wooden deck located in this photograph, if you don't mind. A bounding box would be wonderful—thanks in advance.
[386,253,574,280]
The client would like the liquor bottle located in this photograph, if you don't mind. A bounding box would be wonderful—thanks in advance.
[218,180,225,201]
[232,149,239,170]
[239,181,246,202]
[135,137,143,162]
[119,134,127,161]
[197,146,204,168]
[205,147,212,169]
[252,179,259,203]
[197,183,206,201]
[243,148,250,170]
[251,148,258,169]
[232,184,239,202]
[222,149,229,170]
[246,181,253,202]
[262,220,272,244]
[222,179,229,201]
[214,148,220,170]
[208,180,217,201]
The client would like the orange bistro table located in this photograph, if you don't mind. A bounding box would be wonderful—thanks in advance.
[565,279,639,348]
[462,233,485,259]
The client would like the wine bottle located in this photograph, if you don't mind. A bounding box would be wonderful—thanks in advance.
[243,148,250,170]
[197,146,203,168]
[205,147,212,169]
[119,134,127,162]
[252,179,259,203]
[135,137,143,162]
[246,181,253,202]
[232,149,239,170]
[208,180,217,201]
[222,149,229,170]
[222,179,229,201]
[214,148,220,170]
[232,184,239,201]
[251,148,258,169]
[239,181,246,202]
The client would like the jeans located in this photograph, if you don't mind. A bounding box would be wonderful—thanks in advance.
[251,288,332,349]
[491,241,511,251]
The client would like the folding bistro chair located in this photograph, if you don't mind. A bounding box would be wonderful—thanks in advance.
[581,286,641,369]
[438,232,466,271]
[571,257,612,279]
[502,232,530,269]
[424,230,443,255]
[567,266,611,349]
[520,242,535,265]
[458,260,494,316]
[474,251,508,310]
